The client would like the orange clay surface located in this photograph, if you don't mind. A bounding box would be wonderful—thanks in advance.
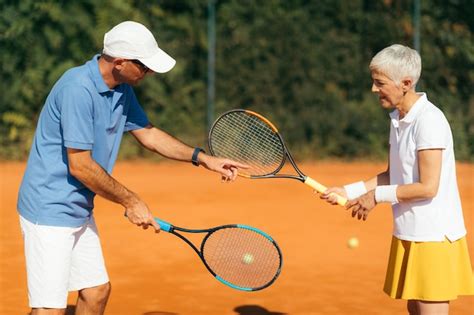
[1,161,473,315]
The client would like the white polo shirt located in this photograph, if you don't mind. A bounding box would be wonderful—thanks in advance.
[388,93,467,242]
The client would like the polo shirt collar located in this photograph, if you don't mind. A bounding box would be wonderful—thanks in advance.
[401,92,426,123]
[87,54,110,94]
[389,92,427,128]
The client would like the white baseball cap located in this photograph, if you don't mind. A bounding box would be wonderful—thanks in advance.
[103,21,176,73]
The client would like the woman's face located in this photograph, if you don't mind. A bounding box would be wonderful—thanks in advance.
[370,71,404,109]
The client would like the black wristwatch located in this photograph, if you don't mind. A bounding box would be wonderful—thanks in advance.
[191,147,205,166]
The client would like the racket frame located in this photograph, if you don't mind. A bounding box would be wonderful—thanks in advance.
[208,109,347,206]
[156,218,283,291]
[209,109,304,181]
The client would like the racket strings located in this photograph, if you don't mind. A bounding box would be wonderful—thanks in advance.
[203,227,281,289]
[210,112,285,176]
[213,114,283,167]
[212,117,281,168]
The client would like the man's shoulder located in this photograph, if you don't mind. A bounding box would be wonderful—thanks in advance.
[50,64,96,100]
[59,64,94,88]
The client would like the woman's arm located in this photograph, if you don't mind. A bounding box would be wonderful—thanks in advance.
[345,148,442,220]
[321,148,390,204]
[396,149,442,201]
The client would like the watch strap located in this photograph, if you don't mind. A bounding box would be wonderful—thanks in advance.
[192,147,205,166]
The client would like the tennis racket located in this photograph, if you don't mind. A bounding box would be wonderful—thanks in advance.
[155,218,282,291]
[208,109,347,206]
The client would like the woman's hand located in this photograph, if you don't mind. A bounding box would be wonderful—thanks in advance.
[345,190,377,221]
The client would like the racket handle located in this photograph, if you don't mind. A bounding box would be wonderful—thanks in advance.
[304,177,347,206]
[154,218,172,232]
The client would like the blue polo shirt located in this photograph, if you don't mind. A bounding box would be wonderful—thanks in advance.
[17,55,149,227]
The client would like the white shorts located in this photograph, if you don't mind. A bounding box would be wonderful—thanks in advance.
[19,215,109,309]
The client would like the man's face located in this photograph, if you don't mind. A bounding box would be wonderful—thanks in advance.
[115,59,152,85]
[370,71,404,109]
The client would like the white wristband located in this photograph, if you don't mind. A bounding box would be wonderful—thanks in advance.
[375,185,399,204]
[343,181,367,200]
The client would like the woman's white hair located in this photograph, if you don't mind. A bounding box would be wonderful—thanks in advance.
[369,44,421,87]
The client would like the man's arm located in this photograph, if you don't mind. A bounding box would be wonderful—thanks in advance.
[67,148,160,231]
[129,124,197,162]
[130,124,248,181]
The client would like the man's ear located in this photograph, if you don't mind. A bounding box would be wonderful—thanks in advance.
[113,58,126,70]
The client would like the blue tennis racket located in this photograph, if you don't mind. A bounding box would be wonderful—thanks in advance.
[155,218,282,291]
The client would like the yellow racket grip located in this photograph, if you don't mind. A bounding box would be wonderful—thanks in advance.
[304,177,347,206]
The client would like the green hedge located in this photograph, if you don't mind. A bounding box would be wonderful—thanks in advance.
[1,0,472,161]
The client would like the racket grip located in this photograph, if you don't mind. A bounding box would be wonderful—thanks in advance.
[304,177,347,206]
[154,218,172,232]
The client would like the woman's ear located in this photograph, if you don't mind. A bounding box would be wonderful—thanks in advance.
[401,77,414,92]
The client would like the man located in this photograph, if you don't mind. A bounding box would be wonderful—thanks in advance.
[17,21,246,315]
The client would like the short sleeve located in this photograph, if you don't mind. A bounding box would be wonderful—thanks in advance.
[414,111,448,150]
[124,88,149,132]
[58,85,94,150]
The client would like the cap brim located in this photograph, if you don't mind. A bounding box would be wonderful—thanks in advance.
[139,48,176,73]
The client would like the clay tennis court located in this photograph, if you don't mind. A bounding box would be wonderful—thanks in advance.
[1,161,472,315]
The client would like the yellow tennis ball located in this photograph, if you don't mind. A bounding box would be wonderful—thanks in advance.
[242,253,254,264]
[347,237,359,249]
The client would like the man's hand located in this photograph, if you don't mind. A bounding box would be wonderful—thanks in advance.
[198,154,249,182]
[345,190,377,221]
[124,194,161,232]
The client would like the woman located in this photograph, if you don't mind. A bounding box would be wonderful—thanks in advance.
[322,44,474,315]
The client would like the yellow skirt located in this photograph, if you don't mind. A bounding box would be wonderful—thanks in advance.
[384,236,474,301]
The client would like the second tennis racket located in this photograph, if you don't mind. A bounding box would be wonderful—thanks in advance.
[208,109,347,206]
